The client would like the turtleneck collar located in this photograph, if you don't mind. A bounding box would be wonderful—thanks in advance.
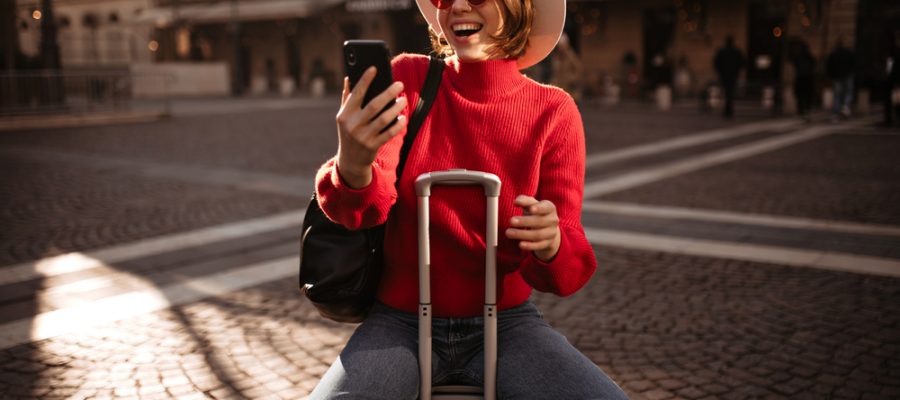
[444,56,527,101]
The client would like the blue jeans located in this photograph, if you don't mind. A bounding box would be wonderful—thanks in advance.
[309,301,628,399]
[833,76,854,115]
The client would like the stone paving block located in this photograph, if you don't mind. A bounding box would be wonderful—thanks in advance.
[771,377,814,396]
[641,367,670,381]
[278,386,310,399]
[190,377,222,392]
[162,375,192,387]
[138,384,167,396]
[767,371,793,383]
[641,388,675,400]
[208,386,241,400]
[176,392,212,400]
[167,383,197,397]
[700,383,730,395]
[90,392,114,400]
[657,378,687,391]
[46,386,81,397]
[263,377,294,393]
[625,380,655,392]
[834,386,862,398]
[241,384,277,398]
[676,386,707,399]
[144,392,177,400]
[29,386,51,398]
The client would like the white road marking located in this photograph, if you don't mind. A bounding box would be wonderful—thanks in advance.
[585,118,802,167]
[583,118,877,198]
[1,146,315,197]
[585,227,900,278]
[0,210,305,286]
[582,201,900,237]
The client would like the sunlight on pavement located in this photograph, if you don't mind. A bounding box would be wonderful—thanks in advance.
[33,252,107,278]
[4,252,343,398]
[1,254,300,349]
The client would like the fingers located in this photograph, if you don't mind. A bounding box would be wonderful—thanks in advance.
[372,114,407,147]
[340,96,407,155]
[349,94,407,141]
[507,195,560,252]
[337,68,406,138]
[371,94,408,133]
[344,67,377,109]
[512,196,557,219]
[358,80,406,123]
[513,195,538,208]
[341,77,350,104]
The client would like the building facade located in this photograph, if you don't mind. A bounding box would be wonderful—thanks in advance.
[143,0,428,95]
[16,0,155,69]
[14,0,900,103]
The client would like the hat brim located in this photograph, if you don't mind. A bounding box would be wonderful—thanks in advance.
[414,0,565,70]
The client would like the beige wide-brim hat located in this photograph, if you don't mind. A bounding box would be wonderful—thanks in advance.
[414,0,566,70]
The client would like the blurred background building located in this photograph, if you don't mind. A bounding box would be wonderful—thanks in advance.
[4,0,900,106]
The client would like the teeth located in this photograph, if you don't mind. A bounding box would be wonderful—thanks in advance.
[453,23,482,32]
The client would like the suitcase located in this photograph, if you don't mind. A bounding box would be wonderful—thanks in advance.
[415,169,502,400]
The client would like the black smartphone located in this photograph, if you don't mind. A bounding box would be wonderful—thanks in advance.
[343,40,397,131]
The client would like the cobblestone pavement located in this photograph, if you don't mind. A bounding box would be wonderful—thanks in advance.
[1,249,896,399]
[0,156,301,266]
[1,98,899,399]
[599,134,900,226]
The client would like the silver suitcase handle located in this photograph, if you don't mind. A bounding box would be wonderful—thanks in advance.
[415,169,501,400]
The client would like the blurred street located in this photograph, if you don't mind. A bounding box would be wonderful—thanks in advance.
[1,97,899,400]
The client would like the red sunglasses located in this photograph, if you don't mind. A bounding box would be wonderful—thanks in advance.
[430,0,488,10]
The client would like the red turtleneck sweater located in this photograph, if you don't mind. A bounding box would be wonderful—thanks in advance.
[316,54,596,317]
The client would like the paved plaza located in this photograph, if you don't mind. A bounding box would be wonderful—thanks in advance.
[0,97,898,399]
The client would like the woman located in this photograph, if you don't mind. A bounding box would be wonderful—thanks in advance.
[310,0,627,398]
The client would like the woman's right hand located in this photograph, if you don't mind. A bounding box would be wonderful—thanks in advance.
[335,67,408,189]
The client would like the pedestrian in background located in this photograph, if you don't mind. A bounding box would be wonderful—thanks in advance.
[621,51,640,98]
[674,55,694,99]
[826,36,855,120]
[790,40,816,122]
[885,29,900,126]
[714,35,745,118]
[649,53,673,91]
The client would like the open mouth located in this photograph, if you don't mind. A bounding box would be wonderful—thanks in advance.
[452,23,483,38]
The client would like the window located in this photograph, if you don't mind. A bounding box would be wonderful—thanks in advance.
[676,0,707,34]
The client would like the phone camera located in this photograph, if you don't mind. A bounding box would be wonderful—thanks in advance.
[347,50,356,66]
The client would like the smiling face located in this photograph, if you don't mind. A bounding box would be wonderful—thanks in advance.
[436,0,504,62]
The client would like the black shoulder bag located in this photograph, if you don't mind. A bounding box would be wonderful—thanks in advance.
[299,56,445,323]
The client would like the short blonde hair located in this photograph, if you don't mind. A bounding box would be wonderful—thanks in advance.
[428,0,534,60]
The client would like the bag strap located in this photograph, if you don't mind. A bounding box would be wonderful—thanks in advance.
[395,55,444,182]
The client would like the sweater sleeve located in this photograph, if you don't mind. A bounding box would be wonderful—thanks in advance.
[314,54,424,230]
[518,94,597,296]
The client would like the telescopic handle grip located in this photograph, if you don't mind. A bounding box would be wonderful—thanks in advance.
[415,169,501,197]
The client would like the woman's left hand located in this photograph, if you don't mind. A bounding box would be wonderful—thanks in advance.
[506,195,561,262]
